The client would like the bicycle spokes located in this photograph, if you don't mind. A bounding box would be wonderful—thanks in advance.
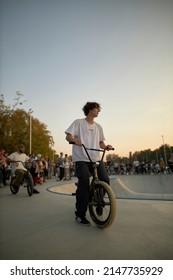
[88,182,116,228]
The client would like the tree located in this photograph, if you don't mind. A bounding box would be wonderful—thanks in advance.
[0,94,55,159]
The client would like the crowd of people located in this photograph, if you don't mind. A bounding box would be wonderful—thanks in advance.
[106,156,173,176]
[0,147,173,189]
[0,146,74,189]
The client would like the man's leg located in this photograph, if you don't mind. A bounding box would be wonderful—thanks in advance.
[75,162,90,218]
[97,162,110,184]
[13,169,26,186]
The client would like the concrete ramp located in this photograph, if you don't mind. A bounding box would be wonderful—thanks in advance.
[110,175,173,201]
[48,180,77,196]
[48,175,173,201]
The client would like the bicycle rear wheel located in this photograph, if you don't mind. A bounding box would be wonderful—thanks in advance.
[25,173,34,196]
[88,181,116,229]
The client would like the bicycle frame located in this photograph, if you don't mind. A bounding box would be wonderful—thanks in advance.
[81,144,107,181]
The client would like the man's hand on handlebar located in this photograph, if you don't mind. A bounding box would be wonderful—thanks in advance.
[73,138,82,146]
[106,145,114,151]
[68,138,82,146]
[66,133,82,146]
[100,141,114,151]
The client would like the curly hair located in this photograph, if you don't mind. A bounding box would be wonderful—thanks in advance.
[82,102,101,116]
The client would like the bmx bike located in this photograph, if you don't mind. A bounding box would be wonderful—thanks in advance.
[10,161,34,196]
[70,143,116,229]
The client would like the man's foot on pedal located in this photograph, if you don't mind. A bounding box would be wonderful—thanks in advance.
[75,216,90,226]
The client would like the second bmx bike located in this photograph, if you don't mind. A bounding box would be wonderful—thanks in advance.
[10,161,34,196]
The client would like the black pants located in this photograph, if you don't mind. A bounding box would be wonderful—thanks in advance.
[59,167,64,180]
[75,161,109,218]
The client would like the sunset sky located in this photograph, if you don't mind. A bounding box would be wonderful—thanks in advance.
[0,0,173,157]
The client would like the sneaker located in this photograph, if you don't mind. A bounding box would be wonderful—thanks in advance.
[75,216,90,226]
[33,189,40,194]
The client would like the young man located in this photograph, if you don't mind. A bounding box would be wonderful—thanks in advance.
[65,102,113,225]
[8,144,39,193]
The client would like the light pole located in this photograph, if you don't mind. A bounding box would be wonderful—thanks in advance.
[161,135,167,166]
[29,109,33,155]
[52,149,54,162]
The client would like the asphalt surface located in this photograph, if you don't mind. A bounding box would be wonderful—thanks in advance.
[0,175,173,260]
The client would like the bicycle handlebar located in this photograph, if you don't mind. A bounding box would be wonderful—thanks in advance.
[10,160,28,164]
[69,142,114,163]
[9,160,30,168]
[69,142,114,151]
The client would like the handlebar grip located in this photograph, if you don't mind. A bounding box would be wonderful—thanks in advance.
[106,146,114,151]
[69,141,75,144]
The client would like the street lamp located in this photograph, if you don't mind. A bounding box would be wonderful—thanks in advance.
[161,135,167,166]
[29,109,33,154]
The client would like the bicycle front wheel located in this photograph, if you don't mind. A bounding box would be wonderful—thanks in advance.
[25,173,34,196]
[88,181,116,229]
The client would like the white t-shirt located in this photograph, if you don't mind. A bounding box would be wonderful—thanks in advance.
[8,152,30,175]
[65,118,105,162]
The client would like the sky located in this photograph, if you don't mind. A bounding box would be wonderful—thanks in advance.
[0,0,173,157]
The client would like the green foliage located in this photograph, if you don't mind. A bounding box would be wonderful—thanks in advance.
[106,144,173,164]
[0,97,54,158]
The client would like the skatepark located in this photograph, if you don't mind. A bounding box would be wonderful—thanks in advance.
[0,174,173,260]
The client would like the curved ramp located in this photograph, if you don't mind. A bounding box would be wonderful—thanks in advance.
[48,175,173,201]
[48,181,77,196]
[110,175,173,200]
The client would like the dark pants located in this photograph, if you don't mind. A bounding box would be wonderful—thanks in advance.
[59,167,64,180]
[75,161,109,218]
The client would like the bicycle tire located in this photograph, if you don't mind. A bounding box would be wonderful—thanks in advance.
[10,178,19,194]
[88,181,116,229]
[26,173,34,196]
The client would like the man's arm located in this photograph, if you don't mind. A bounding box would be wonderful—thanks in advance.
[7,157,15,164]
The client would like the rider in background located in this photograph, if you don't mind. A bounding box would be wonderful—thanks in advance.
[7,144,39,194]
[65,102,113,226]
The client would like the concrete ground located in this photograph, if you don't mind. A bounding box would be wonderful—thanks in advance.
[0,175,173,260]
